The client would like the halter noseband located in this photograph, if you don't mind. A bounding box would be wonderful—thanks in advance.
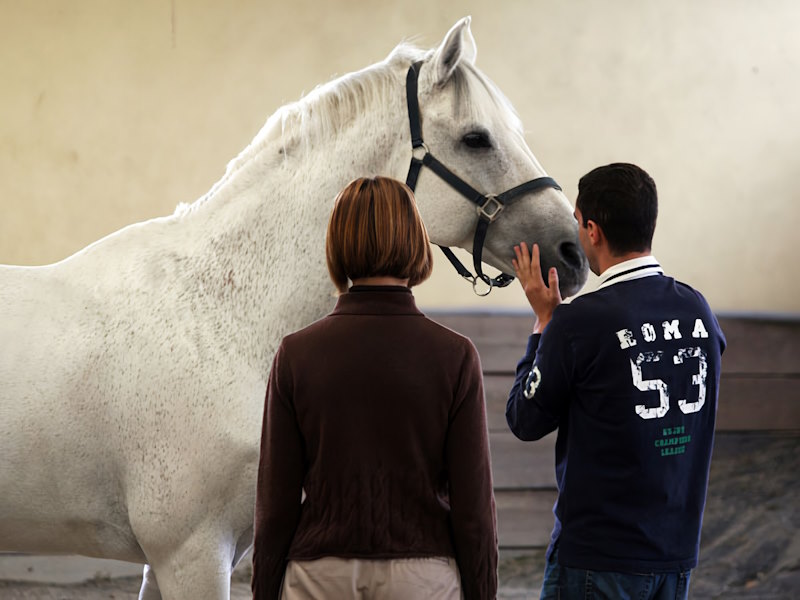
[404,60,562,296]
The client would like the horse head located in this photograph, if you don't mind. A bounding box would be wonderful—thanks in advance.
[401,17,589,297]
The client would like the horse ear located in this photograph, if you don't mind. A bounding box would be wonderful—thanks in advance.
[431,16,477,86]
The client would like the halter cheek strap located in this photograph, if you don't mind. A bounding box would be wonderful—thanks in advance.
[403,60,562,296]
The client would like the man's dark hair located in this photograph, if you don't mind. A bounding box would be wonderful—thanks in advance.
[576,163,658,255]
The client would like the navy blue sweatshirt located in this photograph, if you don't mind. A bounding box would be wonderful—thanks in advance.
[506,258,726,573]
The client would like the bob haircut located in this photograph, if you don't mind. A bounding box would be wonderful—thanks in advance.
[326,176,433,293]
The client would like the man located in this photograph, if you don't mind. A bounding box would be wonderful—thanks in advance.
[506,163,725,599]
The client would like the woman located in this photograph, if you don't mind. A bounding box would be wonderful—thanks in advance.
[252,176,497,600]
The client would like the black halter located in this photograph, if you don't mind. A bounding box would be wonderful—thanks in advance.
[404,60,562,295]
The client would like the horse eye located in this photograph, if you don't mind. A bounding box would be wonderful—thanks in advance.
[462,131,493,150]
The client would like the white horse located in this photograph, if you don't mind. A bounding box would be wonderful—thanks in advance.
[0,17,587,600]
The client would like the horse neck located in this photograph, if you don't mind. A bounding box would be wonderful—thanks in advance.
[177,79,411,368]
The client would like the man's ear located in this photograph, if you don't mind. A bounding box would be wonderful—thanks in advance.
[586,220,603,247]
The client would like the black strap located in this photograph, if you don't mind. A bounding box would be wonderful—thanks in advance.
[404,61,512,290]
[403,60,559,292]
[423,153,485,207]
[497,176,562,203]
[472,218,515,287]
[406,157,424,189]
[406,62,425,149]
[438,245,475,280]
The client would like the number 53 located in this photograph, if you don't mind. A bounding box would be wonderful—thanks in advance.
[630,347,707,419]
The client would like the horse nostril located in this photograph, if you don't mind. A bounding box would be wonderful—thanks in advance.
[559,241,584,271]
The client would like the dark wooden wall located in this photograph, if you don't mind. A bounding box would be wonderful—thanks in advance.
[430,312,800,549]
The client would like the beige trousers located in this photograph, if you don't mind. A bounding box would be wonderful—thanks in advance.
[280,556,464,600]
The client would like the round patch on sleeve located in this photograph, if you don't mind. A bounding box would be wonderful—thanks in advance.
[523,365,542,399]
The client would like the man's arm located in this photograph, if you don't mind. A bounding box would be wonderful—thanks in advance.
[506,242,572,441]
[506,327,571,441]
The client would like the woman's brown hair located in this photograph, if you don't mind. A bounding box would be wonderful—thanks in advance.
[326,176,433,293]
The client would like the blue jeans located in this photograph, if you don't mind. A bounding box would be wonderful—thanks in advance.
[541,548,691,600]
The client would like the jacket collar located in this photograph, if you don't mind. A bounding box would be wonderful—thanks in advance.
[595,256,664,291]
[331,285,424,316]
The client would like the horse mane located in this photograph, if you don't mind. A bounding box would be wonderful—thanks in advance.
[174,41,522,217]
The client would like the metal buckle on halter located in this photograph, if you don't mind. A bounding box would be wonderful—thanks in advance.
[471,275,493,297]
[477,195,504,222]
[411,143,429,161]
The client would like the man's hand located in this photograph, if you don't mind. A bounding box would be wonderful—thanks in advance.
[512,242,562,333]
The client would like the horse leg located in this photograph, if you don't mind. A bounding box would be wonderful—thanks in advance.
[144,531,233,600]
[138,564,163,600]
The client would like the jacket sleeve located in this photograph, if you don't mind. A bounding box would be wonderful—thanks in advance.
[252,342,305,600]
[446,340,498,600]
[506,312,574,441]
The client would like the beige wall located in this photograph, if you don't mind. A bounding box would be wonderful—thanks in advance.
[1,0,798,313]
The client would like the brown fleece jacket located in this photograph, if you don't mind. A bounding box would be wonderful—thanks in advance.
[252,286,497,599]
